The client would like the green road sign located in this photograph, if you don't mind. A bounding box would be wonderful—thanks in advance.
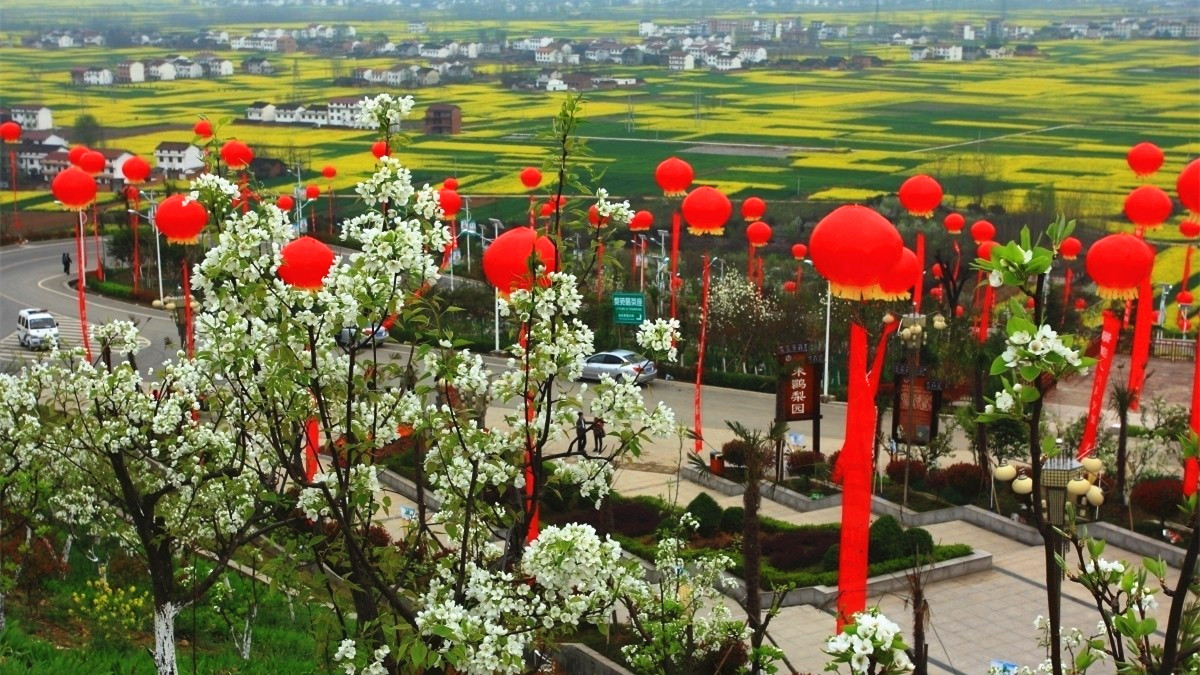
[612,292,646,325]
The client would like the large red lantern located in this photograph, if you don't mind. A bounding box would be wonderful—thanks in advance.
[1060,237,1083,260]
[483,227,558,295]
[154,194,209,244]
[51,167,98,210]
[1182,221,1200,239]
[220,140,254,170]
[943,212,965,234]
[438,189,461,219]
[305,184,320,200]
[1177,159,1199,221]
[278,236,336,290]
[1124,185,1172,228]
[630,210,653,231]
[1126,142,1164,177]
[746,221,772,248]
[681,186,731,236]
[519,167,542,189]
[741,196,766,222]
[371,141,389,159]
[654,157,693,196]
[67,145,89,166]
[121,156,151,184]
[809,205,902,300]
[193,119,213,138]
[1178,290,1194,307]
[587,204,607,228]
[0,121,20,142]
[791,243,807,261]
[977,240,998,261]
[79,150,106,175]
[970,220,995,243]
[322,165,337,179]
[897,175,943,217]
[783,280,797,293]
[443,177,458,190]
[878,248,919,300]
[1085,233,1154,300]
[277,195,295,211]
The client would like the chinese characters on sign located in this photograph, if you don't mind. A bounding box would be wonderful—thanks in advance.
[891,373,942,445]
[611,292,646,325]
[777,351,818,421]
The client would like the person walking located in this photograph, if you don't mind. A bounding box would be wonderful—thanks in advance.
[62,252,71,275]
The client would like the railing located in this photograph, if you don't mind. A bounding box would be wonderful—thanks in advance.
[1152,336,1196,362]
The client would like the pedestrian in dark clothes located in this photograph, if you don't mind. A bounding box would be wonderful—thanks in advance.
[62,252,71,275]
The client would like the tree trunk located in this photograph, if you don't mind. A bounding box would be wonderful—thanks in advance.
[743,445,763,673]
[235,604,257,660]
[972,364,989,468]
[60,534,73,577]
[1114,407,1129,506]
[153,602,180,675]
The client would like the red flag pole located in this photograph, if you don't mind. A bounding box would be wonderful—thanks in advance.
[913,231,925,313]
[693,254,711,453]
[130,188,141,294]
[305,417,320,481]
[1186,325,1200,495]
[9,149,19,239]
[595,240,605,299]
[76,210,92,362]
[670,211,681,321]
[1127,270,1155,410]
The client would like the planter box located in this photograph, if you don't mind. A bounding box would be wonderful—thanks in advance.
[554,644,634,675]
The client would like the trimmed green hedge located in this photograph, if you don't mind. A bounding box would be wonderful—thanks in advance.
[660,364,776,393]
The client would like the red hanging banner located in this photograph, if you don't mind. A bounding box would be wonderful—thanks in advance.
[1187,327,1200,496]
[181,260,195,358]
[1061,267,1073,328]
[130,189,141,293]
[9,150,18,238]
[670,211,681,321]
[75,211,92,362]
[976,284,994,344]
[693,254,711,453]
[595,240,605,298]
[913,231,925,312]
[305,417,320,481]
[1077,311,1121,460]
[1127,270,1155,411]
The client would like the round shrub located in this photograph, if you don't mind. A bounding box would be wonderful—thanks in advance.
[762,528,840,571]
[685,492,724,538]
[787,451,824,476]
[936,462,988,505]
[720,506,745,534]
[868,515,906,564]
[822,543,840,571]
[904,527,935,558]
[1131,477,1184,525]
[721,439,752,467]
[885,458,927,486]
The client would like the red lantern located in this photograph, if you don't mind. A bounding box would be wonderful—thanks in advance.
[681,186,731,236]
[1085,233,1154,300]
[305,184,320,200]
[519,167,542,189]
[121,156,151,184]
[1060,236,1083,260]
[482,227,558,295]
[654,157,693,196]
[51,166,97,210]
[587,204,606,227]
[931,263,943,279]
[1126,142,1164,177]
[977,240,998,261]
[897,174,943,217]
[277,195,295,211]
[220,140,254,170]
[154,194,208,244]
[79,150,106,175]
[539,201,555,217]
[970,220,995,243]
[878,248,919,300]
[1176,159,1199,220]
[746,221,772,248]
[791,243,807,261]
[438,189,461,219]
[741,196,766,222]
[0,121,20,142]
[67,145,89,166]
[1074,297,1087,312]
[809,205,902,300]
[630,210,653,231]
[193,119,213,138]
[1182,221,1200,239]
[670,276,683,291]
[783,280,797,293]
[1124,185,1172,228]
[278,236,336,291]
[955,305,965,318]
[1025,296,1036,310]
[943,212,965,234]
[322,165,337,179]
[1178,290,1194,307]
[443,177,458,190]
[371,141,389,159]
[930,286,944,302]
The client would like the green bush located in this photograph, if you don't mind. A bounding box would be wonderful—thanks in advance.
[822,543,840,572]
[720,506,745,534]
[684,492,724,538]
[721,439,752,467]
[659,365,775,393]
[868,516,906,564]
[905,528,935,557]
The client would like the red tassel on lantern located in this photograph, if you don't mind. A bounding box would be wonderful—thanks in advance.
[693,255,711,453]
[305,417,320,482]
[1127,273,1155,411]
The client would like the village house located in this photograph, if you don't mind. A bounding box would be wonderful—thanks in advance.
[382,65,412,87]
[273,103,306,124]
[0,105,54,131]
[737,46,769,64]
[298,105,329,126]
[195,53,235,77]
[327,96,367,128]
[423,103,461,135]
[155,141,204,180]
[667,51,695,71]
[70,67,114,86]
[419,41,458,59]
[412,67,440,87]
[242,57,274,75]
[171,58,204,79]
[246,102,277,122]
[707,52,743,70]
[146,60,177,81]
[116,61,145,84]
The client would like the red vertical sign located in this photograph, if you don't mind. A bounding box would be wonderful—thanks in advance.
[1077,311,1121,460]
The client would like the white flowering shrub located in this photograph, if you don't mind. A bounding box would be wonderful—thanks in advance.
[636,317,682,363]
[823,607,914,674]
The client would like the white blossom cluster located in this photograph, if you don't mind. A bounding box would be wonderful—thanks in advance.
[354,157,417,207]
[333,638,390,675]
[188,173,241,206]
[709,273,780,335]
[636,318,681,363]
[553,458,615,507]
[354,93,415,131]
[824,607,914,674]
[986,323,1089,417]
[90,320,142,355]
[1000,324,1085,372]
[592,188,633,226]
[298,466,381,521]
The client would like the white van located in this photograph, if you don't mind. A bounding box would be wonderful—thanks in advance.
[16,308,59,350]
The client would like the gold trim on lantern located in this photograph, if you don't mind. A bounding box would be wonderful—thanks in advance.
[687,226,725,236]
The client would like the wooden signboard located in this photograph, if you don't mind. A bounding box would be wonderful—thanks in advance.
[891,369,943,446]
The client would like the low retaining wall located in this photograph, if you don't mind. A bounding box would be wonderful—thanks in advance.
[679,465,843,511]
[554,644,634,675]
[377,467,441,510]
[1081,521,1188,569]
